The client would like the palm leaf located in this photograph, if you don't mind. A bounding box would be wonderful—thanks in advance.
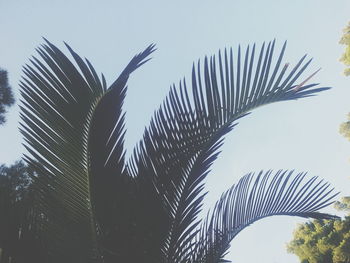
[87,44,163,262]
[190,170,339,263]
[19,39,154,262]
[128,40,330,262]
[20,40,102,262]
[88,44,155,232]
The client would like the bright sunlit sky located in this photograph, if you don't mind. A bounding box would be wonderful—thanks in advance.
[1,0,350,262]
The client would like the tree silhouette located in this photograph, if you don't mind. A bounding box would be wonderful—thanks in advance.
[0,161,43,263]
[0,68,14,125]
[0,40,339,263]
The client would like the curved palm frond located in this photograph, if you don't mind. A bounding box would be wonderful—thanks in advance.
[19,39,154,262]
[190,170,339,263]
[88,44,155,233]
[88,45,167,262]
[19,40,104,262]
[128,40,330,262]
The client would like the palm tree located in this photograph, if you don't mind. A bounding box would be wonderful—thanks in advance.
[0,39,339,263]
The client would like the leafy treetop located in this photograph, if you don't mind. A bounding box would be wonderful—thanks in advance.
[340,21,350,76]
[339,113,350,141]
[287,197,350,263]
[0,68,15,125]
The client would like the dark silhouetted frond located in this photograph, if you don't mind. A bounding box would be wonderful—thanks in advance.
[19,39,154,263]
[88,44,155,233]
[190,170,339,263]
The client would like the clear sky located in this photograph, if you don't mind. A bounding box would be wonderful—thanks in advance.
[1,0,350,262]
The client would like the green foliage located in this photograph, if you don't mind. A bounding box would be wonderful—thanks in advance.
[335,197,350,212]
[0,161,31,201]
[0,68,15,125]
[339,113,350,141]
[287,198,350,263]
[0,40,339,263]
[340,21,350,76]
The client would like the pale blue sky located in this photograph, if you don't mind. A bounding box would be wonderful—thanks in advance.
[1,0,350,262]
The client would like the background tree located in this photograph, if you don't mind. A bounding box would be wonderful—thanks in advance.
[335,197,350,212]
[287,197,350,263]
[0,68,14,125]
[339,19,350,148]
[340,21,350,76]
[340,113,350,141]
[0,68,23,262]
[0,161,44,263]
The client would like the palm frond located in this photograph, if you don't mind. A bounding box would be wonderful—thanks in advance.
[190,170,339,263]
[87,45,160,262]
[128,40,330,262]
[19,39,155,262]
[20,39,104,262]
[88,44,155,233]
